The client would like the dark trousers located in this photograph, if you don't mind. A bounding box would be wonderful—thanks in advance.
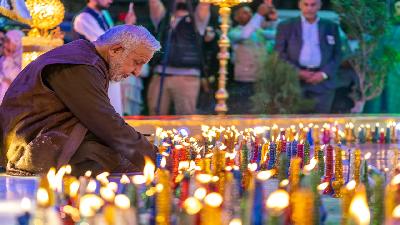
[303,90,335,114]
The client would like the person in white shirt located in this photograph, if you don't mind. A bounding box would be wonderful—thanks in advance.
[73,0,136,115]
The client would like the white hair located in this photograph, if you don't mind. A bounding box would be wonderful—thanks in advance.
[95,25,161,52]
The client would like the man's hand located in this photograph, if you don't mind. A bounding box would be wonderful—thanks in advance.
[299,70,313,81]
[306,72,326,84]
[125,3,137,25]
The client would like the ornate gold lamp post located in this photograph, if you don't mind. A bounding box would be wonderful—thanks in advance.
[200,0,252,115]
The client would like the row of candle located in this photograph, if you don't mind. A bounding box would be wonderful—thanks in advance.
[20,124,400,225]
[169,121,400,146]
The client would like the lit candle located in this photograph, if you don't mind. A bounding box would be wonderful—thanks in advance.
[322,145,334,195]
[353,149,361,184]
[332,145,344,198]
[341,180,356,225]
[373,123,380,143]
[114,194,138,225]
[349,185,370,225]
[366,124,372,142]
[201,192,223,225]
[156,157,171,225]
[379,128,385,144]
[265,189,289,225]
[291,188,314,225]
[17,198,31,225]
[289,157,301,193]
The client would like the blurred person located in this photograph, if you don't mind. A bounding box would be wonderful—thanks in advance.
[121,64,150,115]
[0,28,5,57]
[74,0,137,115]
[147,0,210,115]
[0,25,160,176]
[0,29,24,103]
[228,3,276,114]
[275,0,341,113]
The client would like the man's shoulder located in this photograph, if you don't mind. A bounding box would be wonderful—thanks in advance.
[74,12,96,24]
[319,18,339,28]
[277,17,300,28]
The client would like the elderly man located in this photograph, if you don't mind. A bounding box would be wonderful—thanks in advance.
[0,25,161,176]
[275,0,341,113]
[74,0,137,116]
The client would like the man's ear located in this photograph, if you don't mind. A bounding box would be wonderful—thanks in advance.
[108,43,124,57]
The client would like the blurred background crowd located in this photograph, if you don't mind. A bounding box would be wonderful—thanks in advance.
[0,0,399,115]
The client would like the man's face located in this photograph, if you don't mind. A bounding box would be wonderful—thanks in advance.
[299,0,321,22]
[108,45,154,82]
[94,0,113,10]
[235,7,252,25]
[395,1,400,16]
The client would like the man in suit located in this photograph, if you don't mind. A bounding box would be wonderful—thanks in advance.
[275,0,341,113]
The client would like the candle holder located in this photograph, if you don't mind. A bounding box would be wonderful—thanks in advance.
[200,0,252,114]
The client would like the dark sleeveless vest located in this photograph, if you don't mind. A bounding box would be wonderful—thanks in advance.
[154,15,202,69]
[75,7,111,41]
[0,40,109,175]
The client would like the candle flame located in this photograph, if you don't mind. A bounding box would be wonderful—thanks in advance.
[364,152,371,160]
[65,165,72,175]
[178,161,190,171]
[86,179,97,193]
[204,192,223,207]
[115,194,130,210]
[120,174,130,184]
[229,219,242,225]
[21,197,31,211]
[279,179,289,187]
[79,194,104,217]
[37,187,49,207]
[161,157,167,168]
[347,180,357,190]
[196,174,212,184]
[107,182,118,193]
[349,192,370,225]
[266,189,289,215]
[143,156,155,184]
[132,175,146,185]
[248,163,258,172]
[194,187,207,200]
[392,205,400,218]
[317,182,329,191]
[100,187,115,202]
[256,170,275,181]
[47,167,56,190]
[84,170,92,177]
[96,172,110,184]
[183,197,202,215]
[391,174,400,185]
[304,158,318,172]
[69,180,80,197]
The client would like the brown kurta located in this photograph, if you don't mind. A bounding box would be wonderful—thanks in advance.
[0,40,156,176]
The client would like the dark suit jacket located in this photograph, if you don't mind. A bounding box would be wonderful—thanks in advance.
[275,16,341,93]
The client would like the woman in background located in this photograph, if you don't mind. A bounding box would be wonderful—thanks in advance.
[0,29,24,103]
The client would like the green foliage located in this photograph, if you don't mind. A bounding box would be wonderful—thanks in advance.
[250,52,314,114]
[332,0,397,102]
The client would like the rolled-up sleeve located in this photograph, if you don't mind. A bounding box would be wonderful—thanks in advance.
[43,64,157,169]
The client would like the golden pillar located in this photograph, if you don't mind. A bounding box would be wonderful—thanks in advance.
[200,0,252,115]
